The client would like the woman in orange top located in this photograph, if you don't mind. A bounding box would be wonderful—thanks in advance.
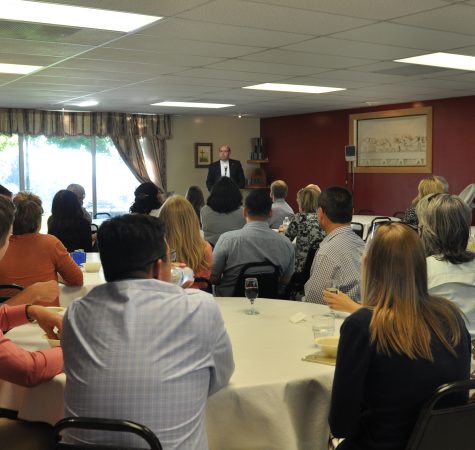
[0,192,83,306]
[158,195,212,290]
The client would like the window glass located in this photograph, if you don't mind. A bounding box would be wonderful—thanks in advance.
[0,134,20,193]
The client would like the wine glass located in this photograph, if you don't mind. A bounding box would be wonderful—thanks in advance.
[244,277,259,315]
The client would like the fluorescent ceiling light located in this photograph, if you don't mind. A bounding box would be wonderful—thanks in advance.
[0,62,41,74]
[395,52,475,71]
[72,100,99,107]
[243,83,345,94]
[151,101,234,109]
[0,1,161,32]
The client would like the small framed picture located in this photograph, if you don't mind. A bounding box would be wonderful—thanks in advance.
[195,143,213,168]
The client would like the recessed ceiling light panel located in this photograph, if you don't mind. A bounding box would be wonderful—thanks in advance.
[0,62,41,74]
[1,1,162,32]
[151,101,234,109]
[395,52,475,71]
[243,83,345,94]
[72,100,99,107]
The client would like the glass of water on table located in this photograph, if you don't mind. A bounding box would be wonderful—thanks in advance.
[244,277,259,315]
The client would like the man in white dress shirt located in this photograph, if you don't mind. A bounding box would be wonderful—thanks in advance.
[206,144,245,191]
[62,214,234,450]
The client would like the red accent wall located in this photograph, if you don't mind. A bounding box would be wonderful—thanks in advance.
[261,96,475,217]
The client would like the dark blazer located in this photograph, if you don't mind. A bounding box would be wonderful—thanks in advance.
[206,159,245,191]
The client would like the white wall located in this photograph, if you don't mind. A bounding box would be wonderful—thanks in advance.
[166,115,260,197]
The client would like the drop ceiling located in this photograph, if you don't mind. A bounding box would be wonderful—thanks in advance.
[1,0,475,117]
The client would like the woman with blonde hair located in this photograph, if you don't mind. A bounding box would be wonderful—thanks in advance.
[403,176,445,226]
[158,195,212,289]
[330,222,470,450]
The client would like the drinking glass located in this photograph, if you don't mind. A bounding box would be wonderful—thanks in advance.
[244,277,259,315]
[312,313,335,339]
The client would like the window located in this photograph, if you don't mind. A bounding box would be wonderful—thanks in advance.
[0,134,138,221]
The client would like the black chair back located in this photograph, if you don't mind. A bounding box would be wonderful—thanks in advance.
[51,416,163,450]
[350,222,364,239]
[405,379,475,450]
[393,211,405,220]
[232,260,280,298]
[367,216,392,241]
[0,283,24,304]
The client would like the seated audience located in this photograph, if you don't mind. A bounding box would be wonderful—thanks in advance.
[403,176,445,226]
[305,186,365,304]
[0,192,82,305]
[330,222,470,450]
[48,189,93,252]
[282,187,325,272]
[201,177,245,246]
[416,193,475,338]
[0,196,63,386]
[129,181,163,216]
[62,214,234,449]
[269,180,294,229]
[67,183,92,223]
[211,189,295,296]
[185,185,205,225]
[158,195,212,289]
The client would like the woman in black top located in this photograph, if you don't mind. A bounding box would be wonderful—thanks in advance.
[48,189,92,252]
[330,222,470,450]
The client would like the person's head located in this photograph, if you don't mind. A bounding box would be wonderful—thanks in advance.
[434,175,449,193]
[317,186,353,230]
[207,177,242,213]
[129,182,163,214]
[306,184,321,193]
[67,183,86,206]
[158,195,208,273]
[416,193,474,264]
[97,214,170,282]
[0,196,14,259]
[296,187,320,213]
[185,185,205,212]
[218,145,231,161]
[363,222,462,361]
[270,180,288,200]
[244,189,272,220]
[412,176,445,206]
[0,184,13,199]
[51,189,83,220]
[12,191,43,235]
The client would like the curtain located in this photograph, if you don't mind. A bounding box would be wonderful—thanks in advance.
[0,109,171,186]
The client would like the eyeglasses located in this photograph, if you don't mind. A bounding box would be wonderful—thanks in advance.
[169,249,177,262]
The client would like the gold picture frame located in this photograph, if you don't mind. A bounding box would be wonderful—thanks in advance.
[349,107,432,173]
[194,143,213,168]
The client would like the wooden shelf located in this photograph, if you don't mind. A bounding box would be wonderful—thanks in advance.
[246,160,270,164]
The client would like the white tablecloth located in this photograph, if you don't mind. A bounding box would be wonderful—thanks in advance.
[0,298,340,450]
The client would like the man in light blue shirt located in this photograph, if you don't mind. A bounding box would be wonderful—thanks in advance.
[211,189,295,296]
[62,215,234,450]
[269,180,294,229]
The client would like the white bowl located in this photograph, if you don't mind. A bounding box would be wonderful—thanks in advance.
[314,336,339,358]
[83,261,101,272]
[43,334,61,348]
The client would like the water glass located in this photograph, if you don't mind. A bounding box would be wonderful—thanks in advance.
[312,313,335,339]
[244,277,259,315]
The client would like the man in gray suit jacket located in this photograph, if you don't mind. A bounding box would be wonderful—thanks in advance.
[206,145,245,191]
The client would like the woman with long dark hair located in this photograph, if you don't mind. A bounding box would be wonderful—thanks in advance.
[330,223,470,450]
[129,182,163,216]
[48,189,93,252]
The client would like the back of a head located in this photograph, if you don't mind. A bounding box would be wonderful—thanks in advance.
[12,191,43,235]
[130,182,162,214]
[51,190,82,220]
[207,177,242,213]
[185,186,205,210]
[67,183,85,200]
[97,214,167,282]
[0,196,14,246]
[271,180,288,199]
[318,186,352,224]
[434,175,449,193]
[245,189,272,217]
[297,187,320,213]
[0,184,13,199]
[416,193,474,264]
[413,176,445,205]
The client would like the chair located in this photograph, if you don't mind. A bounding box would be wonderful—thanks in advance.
[0,283,24,304]
[405,379,475,450]
[51,416,163,450]
[367,216,392,240]
[459,183,475,209]
[232,260,280,298]
[350,222,364,239]
[393,211,405,220]
[93,212,111,219]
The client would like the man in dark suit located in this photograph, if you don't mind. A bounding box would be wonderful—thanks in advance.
[206,145,245,191]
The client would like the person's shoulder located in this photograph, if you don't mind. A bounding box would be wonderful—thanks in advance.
[342,307,372,331]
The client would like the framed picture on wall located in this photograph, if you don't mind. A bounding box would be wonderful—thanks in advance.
[194,143,213,168]
[349,107,432,173]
